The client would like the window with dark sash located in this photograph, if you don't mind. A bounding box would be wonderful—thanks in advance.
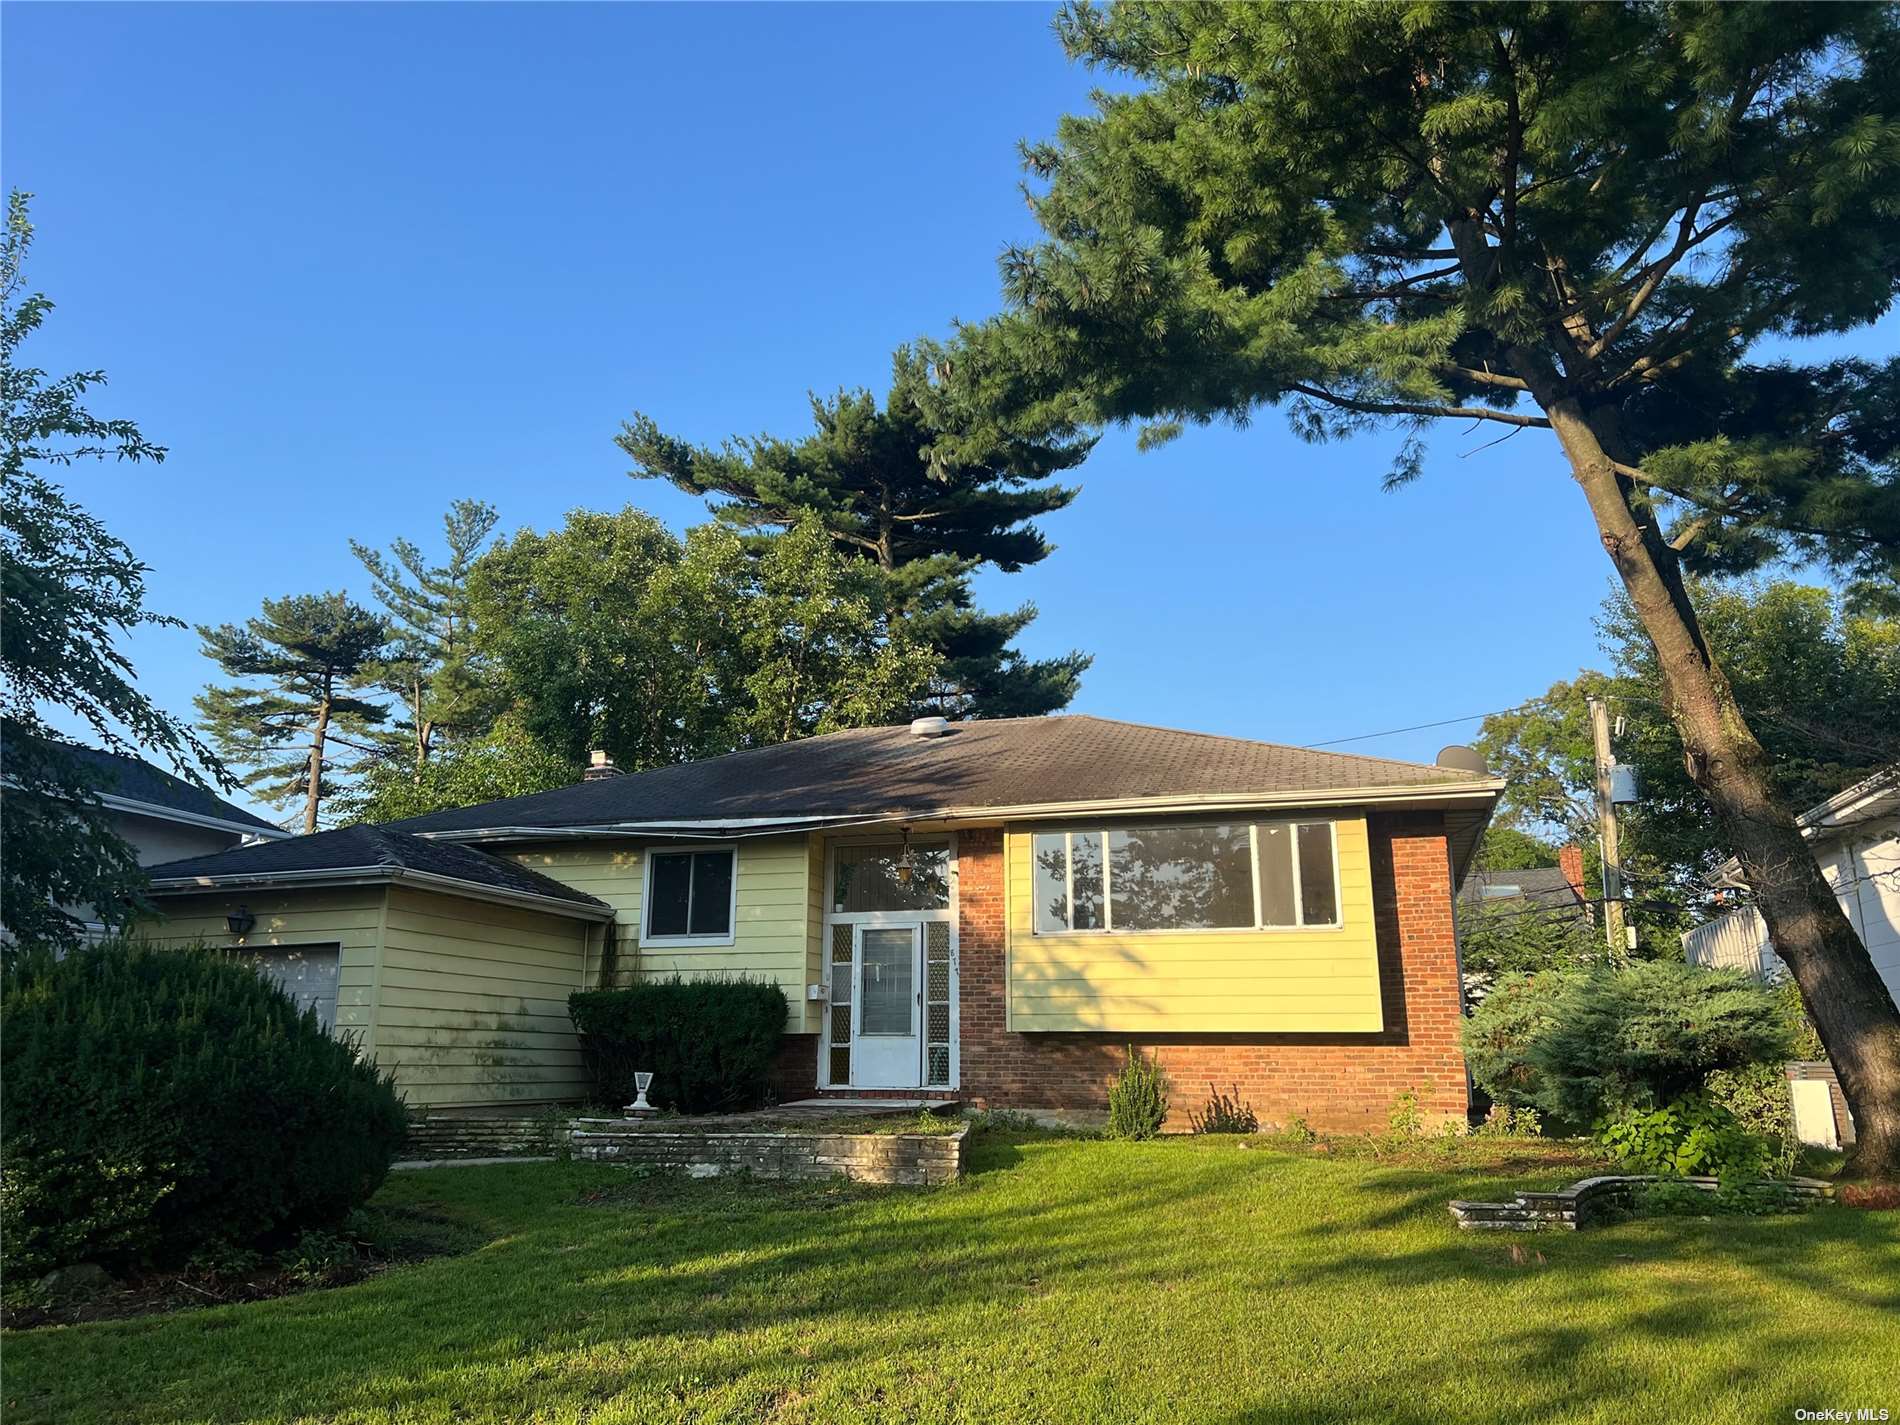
[644,848,735,940]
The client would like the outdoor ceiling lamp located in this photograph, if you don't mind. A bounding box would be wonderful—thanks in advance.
[225,905,257,937]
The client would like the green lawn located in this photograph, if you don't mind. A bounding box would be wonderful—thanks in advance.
[6,1131,1897,1424]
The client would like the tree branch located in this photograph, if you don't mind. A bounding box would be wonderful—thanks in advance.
[1433,363,1532,392]
[1287,383,1551,428]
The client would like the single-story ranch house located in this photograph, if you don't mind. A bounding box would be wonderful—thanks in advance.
[139,715,1503,1129]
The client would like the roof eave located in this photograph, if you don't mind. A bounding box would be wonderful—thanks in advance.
[96,792,290,841]
[145,865,615,922]
[406,778,1506,844]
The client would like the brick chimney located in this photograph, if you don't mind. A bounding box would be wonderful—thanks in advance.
[582,749,623,782]
[1559,844,1586,904]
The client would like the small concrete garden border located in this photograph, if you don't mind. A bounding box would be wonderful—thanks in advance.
[1450,1173,1835,1231]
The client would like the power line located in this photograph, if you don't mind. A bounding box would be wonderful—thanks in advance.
[1306,700,1550,748]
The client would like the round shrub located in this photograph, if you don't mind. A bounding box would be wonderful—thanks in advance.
[1462,961,1795,1129]
[1,939,407,1275]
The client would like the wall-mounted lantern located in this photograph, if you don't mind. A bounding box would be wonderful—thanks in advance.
[225,905,257,938]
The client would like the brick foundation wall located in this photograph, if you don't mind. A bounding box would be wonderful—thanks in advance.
[954,814,1470,1131]
[770,1032,820,1103]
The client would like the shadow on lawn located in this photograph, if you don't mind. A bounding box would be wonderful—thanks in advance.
[14,1141,1897,1425]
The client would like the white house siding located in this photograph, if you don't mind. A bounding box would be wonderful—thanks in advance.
[1683,811,1900,1008]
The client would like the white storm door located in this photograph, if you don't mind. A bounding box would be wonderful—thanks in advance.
[853,924,923,1088]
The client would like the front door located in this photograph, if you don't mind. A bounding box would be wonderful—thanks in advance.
[853,924,923,1088]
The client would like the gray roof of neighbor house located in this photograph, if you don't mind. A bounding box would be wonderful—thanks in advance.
[61,744,285,835]
[1459,866,1586,909]
[384,714,1501,839]
[143,824,612,916]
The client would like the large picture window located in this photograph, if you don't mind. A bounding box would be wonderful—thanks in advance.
[1033,820,1341,934]
[643,847,736,943]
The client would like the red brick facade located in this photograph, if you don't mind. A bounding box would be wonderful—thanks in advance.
[953,814,1470,1130]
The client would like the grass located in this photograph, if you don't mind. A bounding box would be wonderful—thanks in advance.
[5,1129,1896,1424]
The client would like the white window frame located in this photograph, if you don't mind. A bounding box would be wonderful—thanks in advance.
[818,834,960,1092]
[1031,819,1344,936]
[638,844,739,948]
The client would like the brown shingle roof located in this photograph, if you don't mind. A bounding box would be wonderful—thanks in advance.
[383,715,1496,837]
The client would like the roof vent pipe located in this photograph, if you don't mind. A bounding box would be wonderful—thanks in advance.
[908,716,952,739]
[583,749,624,781]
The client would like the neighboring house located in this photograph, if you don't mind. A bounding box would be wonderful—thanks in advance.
[63,745,288,868]
[1682,766,1900,999]
[139,715,1502,1126]
[12,744,288,939]
[1455,846,1590,1003]
[1458,845,1589,919]
[1682,765,1900,1149]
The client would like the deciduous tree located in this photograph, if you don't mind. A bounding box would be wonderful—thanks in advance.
[0,191,221,945]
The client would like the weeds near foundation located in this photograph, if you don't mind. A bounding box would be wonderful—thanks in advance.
[1188,1085,1260,1136]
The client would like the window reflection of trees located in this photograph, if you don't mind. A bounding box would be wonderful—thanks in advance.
[834,845,949,913]
[1109,825,1254,930]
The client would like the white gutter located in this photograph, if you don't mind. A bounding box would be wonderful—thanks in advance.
[414,778,1504,843]
[146,865,616,922]
[1706,764,1899,888]
[101,792,292,841]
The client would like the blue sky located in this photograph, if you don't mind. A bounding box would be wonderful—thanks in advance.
[5,3,1871,818]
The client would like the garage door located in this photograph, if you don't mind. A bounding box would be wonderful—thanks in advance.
[244,944,340,1033]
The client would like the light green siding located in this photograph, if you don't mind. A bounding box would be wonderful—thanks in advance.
[505,843,643,987]
[144,883,594,1108]
[137,887,386,1047]
[375,887,591,1106]
[509,836,818,1026]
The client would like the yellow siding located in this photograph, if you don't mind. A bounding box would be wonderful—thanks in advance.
[1005,816,1384,1033]
[509,836,818,1024]
[137,888,387,1047]
[376,886,590,1106]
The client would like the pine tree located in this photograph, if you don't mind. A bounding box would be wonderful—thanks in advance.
[931,3,1900,1176]
[350,498,502,766]
[618,349,1093,718]
[195,594,390,833]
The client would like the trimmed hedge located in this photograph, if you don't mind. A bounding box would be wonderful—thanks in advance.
[0,940,407,1275]
[570,979,788,1113]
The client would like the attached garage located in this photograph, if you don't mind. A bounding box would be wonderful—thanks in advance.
[139,825,614,1108]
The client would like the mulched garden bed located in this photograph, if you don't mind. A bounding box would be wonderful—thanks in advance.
[1,1202,480,1331]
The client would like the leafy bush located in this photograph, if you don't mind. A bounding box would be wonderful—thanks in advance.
[0,940,406,1275]
[569,977,788,1114]
[1188,1084,1259,1135]
[1105,1046,1169,1140]
[1704,1062,1798,1177]
[1463,962,1794,1127]
[1594,1095,1769,1181]
[1634,1178,1809,1217]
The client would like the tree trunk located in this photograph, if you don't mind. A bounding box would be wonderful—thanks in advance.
[1540,394,1900,1179]
[304,690,332,837]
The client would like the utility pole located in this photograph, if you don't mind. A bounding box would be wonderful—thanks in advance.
[1587,695,1628,967]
